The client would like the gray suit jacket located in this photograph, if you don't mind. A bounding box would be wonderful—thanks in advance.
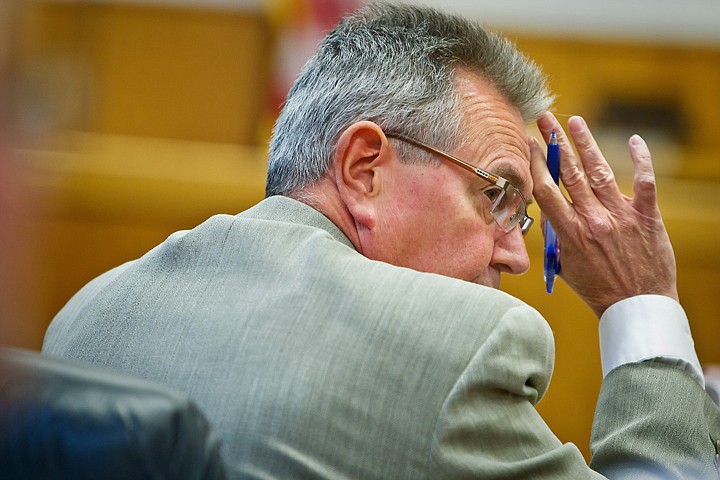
[43,196,720,479]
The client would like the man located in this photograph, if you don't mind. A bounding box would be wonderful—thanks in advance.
[43,3,720,479]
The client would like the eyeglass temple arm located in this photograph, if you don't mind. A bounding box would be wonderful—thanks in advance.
[384,132,507,188]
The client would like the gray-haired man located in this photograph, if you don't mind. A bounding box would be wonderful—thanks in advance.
[44,3,719,478]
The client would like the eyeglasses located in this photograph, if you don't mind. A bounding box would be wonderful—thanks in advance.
[385,132,534,235]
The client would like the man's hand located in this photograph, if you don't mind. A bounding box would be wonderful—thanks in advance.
[529,112,678,317]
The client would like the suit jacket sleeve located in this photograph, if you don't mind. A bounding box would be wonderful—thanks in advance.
[590,362,720,479]
[429,304,603,479]
[429,304,720,479]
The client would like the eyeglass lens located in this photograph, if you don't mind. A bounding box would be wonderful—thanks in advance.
[489,186,525,232]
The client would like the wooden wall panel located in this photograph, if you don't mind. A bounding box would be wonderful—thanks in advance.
[515,37,720,179]
[25,3,273,143]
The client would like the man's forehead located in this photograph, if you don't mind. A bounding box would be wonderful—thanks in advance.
[455,86,530,173]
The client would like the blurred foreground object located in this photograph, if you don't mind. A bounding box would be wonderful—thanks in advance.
[0,347,227,480]
[0,0,41,348]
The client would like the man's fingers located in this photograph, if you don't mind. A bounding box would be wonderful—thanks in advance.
[628,134,659,217]
[538,114,629,215]
[566,116,626,211]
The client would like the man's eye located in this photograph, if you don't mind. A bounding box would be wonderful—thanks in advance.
[483,188,501,202]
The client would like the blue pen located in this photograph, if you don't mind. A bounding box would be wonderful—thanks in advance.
[544,131,561,293]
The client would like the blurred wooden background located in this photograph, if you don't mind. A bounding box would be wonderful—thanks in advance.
[1,0,718,460]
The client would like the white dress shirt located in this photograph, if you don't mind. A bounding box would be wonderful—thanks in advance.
[599,294,704,387]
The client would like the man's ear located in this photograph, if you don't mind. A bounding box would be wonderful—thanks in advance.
[333,121,393,230]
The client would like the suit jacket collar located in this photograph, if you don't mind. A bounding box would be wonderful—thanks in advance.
[244,195,357,251]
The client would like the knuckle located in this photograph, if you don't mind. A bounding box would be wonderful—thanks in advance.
[562,165,585,188]
[534,177,556,197]
[587,166,615,188]
[585,214,613,235]
[636,154,652,166]
[577,140,594,156]
[581,209,627,238]
[634,150,652,164]
[635,173,657,193]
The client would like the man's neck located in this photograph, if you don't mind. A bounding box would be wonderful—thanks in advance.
[286,178,364,254]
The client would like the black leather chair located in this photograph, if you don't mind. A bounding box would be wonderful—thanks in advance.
[0,347,227,480]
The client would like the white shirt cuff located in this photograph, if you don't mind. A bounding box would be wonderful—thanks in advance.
[599,295,704,387]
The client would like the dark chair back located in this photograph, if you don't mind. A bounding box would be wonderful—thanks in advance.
[0,347,227,480]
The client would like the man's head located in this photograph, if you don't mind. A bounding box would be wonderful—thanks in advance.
[266,3,554,287]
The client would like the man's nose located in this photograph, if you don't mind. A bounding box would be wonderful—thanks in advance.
[491,226,531,275]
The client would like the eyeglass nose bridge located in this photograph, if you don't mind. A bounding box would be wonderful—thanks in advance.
[519,215,534,235]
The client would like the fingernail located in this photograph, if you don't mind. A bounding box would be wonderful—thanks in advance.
[630,134,645,146]
[569,116,585,134]
[537,112,553,127]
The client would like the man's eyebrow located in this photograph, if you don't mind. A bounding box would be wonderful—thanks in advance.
[491,164,528,192]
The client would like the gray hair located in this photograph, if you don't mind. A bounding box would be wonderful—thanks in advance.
[266,2,554,197]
